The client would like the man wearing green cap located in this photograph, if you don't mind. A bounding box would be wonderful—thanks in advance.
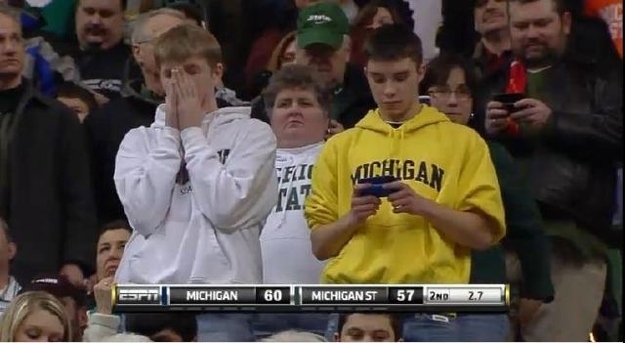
[295,1,375,133]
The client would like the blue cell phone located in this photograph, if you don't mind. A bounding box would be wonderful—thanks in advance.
[357,176,398,197]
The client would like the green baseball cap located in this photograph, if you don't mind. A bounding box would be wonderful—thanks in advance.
[297,2,350,50]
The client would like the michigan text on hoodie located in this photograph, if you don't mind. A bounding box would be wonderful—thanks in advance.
[113,105,278,284]
[305,106,506,284]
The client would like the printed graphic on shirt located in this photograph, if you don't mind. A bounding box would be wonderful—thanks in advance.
[217,149,231,164]
[350,159,445,192]
[276,163,314,213]
[177,149,231,188]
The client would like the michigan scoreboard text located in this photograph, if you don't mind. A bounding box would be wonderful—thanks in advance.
[112,284,509,313]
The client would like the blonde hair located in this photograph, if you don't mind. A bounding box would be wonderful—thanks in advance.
[0,291,72,342]
[154,24,222,68]
[261,330,327,342]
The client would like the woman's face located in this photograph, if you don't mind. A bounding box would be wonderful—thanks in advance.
[14,309,65,342]
[428,67,473,125]
[368,7,394,30]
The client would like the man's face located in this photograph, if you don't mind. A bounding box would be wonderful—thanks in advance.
[160,56,222,108]
[336,314,397,342]
[96,228,130,281]
[270,87,329,147]
[0,14,24,79]
[57,97,91,123]
[75,0,125,50]
[509,0,571,67]
[297,42,348,88]
[132,14,185,94]
[366,57,423,119]
[0,229,16,273]
[59,296,87,341]
[474,0,508,35]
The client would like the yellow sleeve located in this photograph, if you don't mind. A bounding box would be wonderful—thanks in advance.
[304,141,339,230]
[456,134,506,243]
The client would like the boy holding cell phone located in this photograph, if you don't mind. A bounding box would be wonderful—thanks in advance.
[304,25,506,286]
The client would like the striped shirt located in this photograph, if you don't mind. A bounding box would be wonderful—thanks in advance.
[0,276,22,315]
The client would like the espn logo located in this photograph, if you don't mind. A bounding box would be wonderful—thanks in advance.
[115,286,161,306]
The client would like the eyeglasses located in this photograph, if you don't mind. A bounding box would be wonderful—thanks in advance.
[428,86,472,101]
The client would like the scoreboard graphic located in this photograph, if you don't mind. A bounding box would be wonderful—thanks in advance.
[112,284,509,313]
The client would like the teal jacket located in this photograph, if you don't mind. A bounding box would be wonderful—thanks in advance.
[470,141,554,302]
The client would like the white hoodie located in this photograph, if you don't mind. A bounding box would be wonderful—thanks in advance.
[260,142,326,284]
[114,106,278,284]
[83,313,152,342]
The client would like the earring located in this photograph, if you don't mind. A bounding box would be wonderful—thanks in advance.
[470,113,475,119]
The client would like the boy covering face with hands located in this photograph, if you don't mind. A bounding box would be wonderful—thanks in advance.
[113,25,278,340]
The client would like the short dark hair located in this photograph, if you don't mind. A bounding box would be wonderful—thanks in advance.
[125,313,197,341]
[263,64,332,118]
[420,53,479,98]
[507,0,566,15]
[97,220,132,243]
[364,24,423,66]
[337,313,402,341]
[56,82,98,113]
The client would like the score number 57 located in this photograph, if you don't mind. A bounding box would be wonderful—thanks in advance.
[388,287,422,304]
[396,289,415,302]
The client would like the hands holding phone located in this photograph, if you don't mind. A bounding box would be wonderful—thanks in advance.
[486,94,553,136]
[165,68,204,130]
[347,177,430,226]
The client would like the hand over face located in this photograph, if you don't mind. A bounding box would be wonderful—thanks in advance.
[347,183,382,226]
[384,181,430,215]
[171,68,204,130]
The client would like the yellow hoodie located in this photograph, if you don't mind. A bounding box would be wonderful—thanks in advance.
[305,106,506,284]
